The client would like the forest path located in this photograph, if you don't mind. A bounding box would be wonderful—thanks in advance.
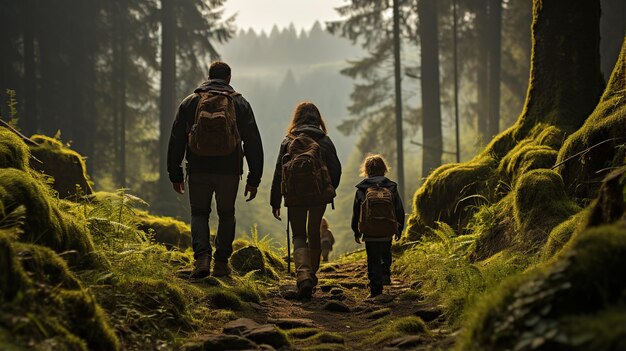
[256,258,457,350]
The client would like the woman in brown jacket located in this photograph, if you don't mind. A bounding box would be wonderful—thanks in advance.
[270,102,341,298]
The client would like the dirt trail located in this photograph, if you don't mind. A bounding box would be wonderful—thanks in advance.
[256,259,456,350]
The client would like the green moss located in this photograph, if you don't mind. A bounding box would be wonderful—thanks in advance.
[0,128,29,171]
[0,231,28,301]
[15,243,82,289]
[287,327,321,339]
[498,124,563,183]
[561,308,626,351]
[512,169,580,248]
[407,157,497,239]
[302,331,344,344]
[55,290,119,351]
[29,134,92,198]
[459,222,626,351]
[0,168,102,268]
[206,288,243,310]
[556,40,626,200]
[0,229,119,350]
[542,210,586,259]
[355,316,429,346]
[398,290,422,301]
[135,210,191,249]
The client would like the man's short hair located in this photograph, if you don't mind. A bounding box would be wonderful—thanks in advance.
[209,61,231,80]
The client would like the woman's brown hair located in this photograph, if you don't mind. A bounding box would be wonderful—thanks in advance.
[359,154,389,177]
[287,101,328,135]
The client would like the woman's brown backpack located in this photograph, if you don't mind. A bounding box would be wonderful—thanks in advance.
[281,133,336,207]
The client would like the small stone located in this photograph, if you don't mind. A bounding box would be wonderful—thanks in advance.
[328,294,346,301]
[323,300,351,313]
[244,325,290,349]
[269,318,315,329]
[388,335,426,348]
[183,334,258,351]
[330,288,344,296]
[279,286,299,300]
[373,294,396,304]
[414,306,443,323]
[223,318,261,335]
[249,302,263,310]
[319,285,335,293]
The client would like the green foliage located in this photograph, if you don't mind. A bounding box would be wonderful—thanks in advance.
[5,89,18,127]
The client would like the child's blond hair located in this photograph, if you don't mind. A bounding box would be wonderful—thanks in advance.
[359,154,389,177]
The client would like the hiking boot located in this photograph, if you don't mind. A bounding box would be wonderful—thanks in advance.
[382,275,392,285]
[189,254,211,279]
[212,260,231,277]
[310,249,322,287]
[294,248,314,298]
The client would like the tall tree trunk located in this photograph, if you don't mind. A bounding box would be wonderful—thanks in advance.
[393,0,405,203]
[487,0,502,139]
[159,0,177,193]
[419,0,443,177]
[476,0,489,141]
[600,0,626,82]
[23,0,37,134]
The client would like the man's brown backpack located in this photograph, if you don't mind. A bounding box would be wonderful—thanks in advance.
[188,90,240,156]
[358,185,398,237]
[281,133,336,207]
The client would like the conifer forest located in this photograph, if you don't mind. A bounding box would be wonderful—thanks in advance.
[0,0,625,350]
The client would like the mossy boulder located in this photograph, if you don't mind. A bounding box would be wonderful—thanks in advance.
[407,157,497,238]
[459,168,626,351]
[0,230,119,350]
[136,210,192,249]
[0,168,103,268]
[230,245,266,275]
[29,134,93,198]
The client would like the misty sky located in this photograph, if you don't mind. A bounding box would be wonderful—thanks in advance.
[223,0,345,33]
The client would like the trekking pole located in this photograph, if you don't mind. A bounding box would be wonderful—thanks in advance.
[286,218,291,274]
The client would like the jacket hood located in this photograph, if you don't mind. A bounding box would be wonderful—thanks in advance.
[356,176,397,190]
[194,79,235,93]
[292,124,327,139]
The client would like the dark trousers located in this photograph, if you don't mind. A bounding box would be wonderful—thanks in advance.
[288,205,326,250]
[188,173,239,262]
[365,241,392,294]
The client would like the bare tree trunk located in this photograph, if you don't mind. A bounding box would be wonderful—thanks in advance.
[419,0,443,177]
[487,0,502,139]
[23,0,37,134]
[160,0,177,193]
[393,0,405,203]
[476,0,489,141]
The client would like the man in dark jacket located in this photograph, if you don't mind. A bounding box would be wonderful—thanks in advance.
[167,61,263,278]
